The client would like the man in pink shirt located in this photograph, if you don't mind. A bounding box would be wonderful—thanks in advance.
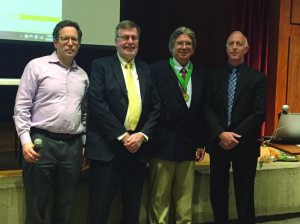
[14,20,88,224]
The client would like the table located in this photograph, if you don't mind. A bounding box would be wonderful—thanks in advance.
[268,143,300,154]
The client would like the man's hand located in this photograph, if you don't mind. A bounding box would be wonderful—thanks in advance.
[196,148,205,161]
[121,132,131,145]
[218,132,241,150]
[123,132,145,153]
[82,158,90,171]
[22,142,40,163]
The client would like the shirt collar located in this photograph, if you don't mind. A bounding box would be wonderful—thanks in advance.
[228,63,247,72]
[117,53,135,68]
[49,51,78,69]
[173,57,190,72]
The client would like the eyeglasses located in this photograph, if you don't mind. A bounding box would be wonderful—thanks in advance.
[59,36,79,44]
[117,35,139,42]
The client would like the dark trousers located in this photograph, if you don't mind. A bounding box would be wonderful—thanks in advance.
[87,149,147,224]
[22,131,82,224]
[209,152,258,224]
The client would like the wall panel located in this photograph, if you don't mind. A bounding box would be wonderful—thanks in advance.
[291,0,300,24]
[287,36,300,112]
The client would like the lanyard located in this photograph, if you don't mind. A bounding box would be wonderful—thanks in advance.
[169,58,193,91]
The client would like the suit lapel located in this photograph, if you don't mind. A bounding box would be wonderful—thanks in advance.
[136,61,146,102]
[111,56,146,103]
[233,66,249,106]
[164,64,188,106]
[219,68,229,111]
[111,55,127,96]
[189,71,201,110]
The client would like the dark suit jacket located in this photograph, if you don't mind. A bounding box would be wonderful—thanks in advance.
[85,54,161,161]
[205,64,267,157]
[151,59,207,162]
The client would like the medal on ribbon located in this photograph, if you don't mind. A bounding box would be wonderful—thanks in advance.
[169,58,193,102]
[183,92,189,102]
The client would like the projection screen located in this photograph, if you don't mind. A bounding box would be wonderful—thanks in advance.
[0,0,120,46]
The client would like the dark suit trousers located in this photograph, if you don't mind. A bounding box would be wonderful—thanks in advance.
[87,148,147,224]
[22,132,82,224]
[209,152,257,224]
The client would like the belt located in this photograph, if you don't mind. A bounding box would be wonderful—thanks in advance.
[31,127,82,139]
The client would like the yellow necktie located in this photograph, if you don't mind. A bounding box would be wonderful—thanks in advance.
[125,63,141,130]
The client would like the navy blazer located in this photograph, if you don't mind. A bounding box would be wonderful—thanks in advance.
[205,64,267,157]
[151,59,207,162]
[85,54,161,161]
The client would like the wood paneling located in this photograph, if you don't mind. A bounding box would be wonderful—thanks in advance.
[287,36,300,111]
[291,0,300,24]
[266,0,300,134]
[265,0,290,134]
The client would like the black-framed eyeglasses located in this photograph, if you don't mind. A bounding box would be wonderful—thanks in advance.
[59,36,79,44]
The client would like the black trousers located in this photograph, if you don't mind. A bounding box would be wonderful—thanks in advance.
[22,131,82,224]
[87,149,147,224]
[209,152,258,224]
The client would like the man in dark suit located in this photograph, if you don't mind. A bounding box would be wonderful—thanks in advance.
[85,20,160,224]
[205,31,267,224]
[148,27,206,224]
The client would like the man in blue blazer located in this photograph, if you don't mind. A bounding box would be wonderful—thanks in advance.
[85,20,160,224]
[148,27,207,224]
[205,31,267,224]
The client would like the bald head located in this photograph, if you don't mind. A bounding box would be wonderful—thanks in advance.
[226,31,249,67]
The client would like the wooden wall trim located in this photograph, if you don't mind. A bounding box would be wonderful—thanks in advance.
[291,0,300,24]
[271,0,291,133]
[266,0,300,135]
[287,36,300,111]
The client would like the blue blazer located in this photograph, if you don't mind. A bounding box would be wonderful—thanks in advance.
[85,54,161,161]
[150,59,207,162]
[205,64,267,157]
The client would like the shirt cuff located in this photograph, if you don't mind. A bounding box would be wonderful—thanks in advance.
[139,132,149,142]
[117,132,128,141]
[117,132,149,142]
[20,131,32,145]
[81,134,86,145]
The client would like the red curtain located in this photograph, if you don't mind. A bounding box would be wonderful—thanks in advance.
[229,0,269,74]
[229,0,269,136]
